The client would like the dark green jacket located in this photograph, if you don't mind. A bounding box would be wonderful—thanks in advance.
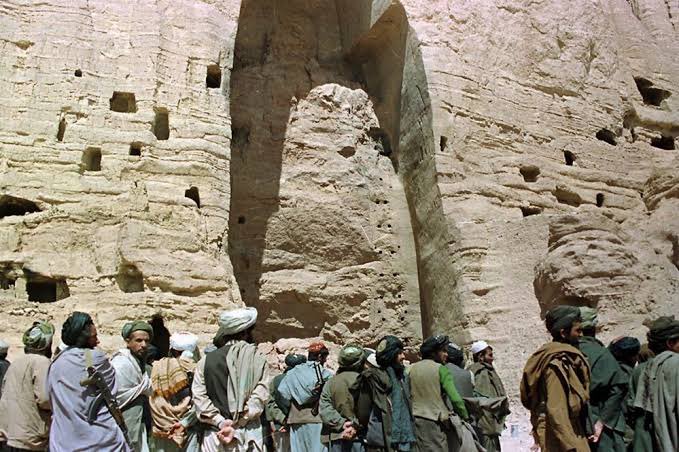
[265,373,287,428]
[319,370,359,443]
[579,336,627,451]
[468,362,509,436]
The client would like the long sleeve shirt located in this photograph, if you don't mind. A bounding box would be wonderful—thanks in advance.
[439,365,469,420]
[191,346,270,429]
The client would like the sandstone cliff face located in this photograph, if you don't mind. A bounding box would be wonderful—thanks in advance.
[1,0,678,409]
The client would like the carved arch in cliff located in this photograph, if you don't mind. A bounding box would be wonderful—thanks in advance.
[228,0,463,340]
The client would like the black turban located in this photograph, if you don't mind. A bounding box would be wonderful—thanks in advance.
[284,353,307,369]
[420,334,449,358]
[647,316,679,347]
[376,335,404,368]
[61,312,94,347]
[608,336,641,360]
[447,343,464,366]
[545,305,581,337]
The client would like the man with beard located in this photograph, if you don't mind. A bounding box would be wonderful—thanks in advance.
[112,320,155,452]
[354,335,416,452]
[192,307,270,451]
[319,344,366,451]
[631,316,679,452]
[149,332,200,452]
[409,335,468,452]
[265,353,307,452]
[47,311,130,451]
[467,340,509,452]
[577,307,628,452]
[520,305,591,452]
[0,321,54,451]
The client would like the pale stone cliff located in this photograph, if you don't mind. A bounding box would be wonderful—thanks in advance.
[1,0,677,419]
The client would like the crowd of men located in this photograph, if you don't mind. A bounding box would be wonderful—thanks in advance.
[0,305,676,452]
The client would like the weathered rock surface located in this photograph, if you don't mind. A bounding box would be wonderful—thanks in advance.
[1,2,678,433]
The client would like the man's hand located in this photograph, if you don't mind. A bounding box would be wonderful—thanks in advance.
[588,420,604,443]
[217,419,235,444]
[341,420,357,440]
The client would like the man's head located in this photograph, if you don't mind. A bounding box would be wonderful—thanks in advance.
[22,320,55,358]
[579,307,598,337]
[647,316,679,355]
[420,334,449,363]
[169,332,199,361]
[608,336,641,367]
[471,340,493,366]
[214,307,258,347]
[308,341,329,364]
[545,305,583,346]
[446,343,465,367]
[121,321,153,360]
[376,335,405,369]
[284,353,306,371]
[0,339,8,360]
[62,311,98,349]
[338,344,365,371]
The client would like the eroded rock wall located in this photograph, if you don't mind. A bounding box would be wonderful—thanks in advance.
[1,0,678,410]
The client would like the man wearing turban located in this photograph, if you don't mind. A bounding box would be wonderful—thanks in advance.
[47,311,130,451]
[277,341,333,452]
[0,321,53,451]
[319,344,365,451]
[112,320,155,452]
[577,307,628,452]
[467,340,509,452]
[409,335,469,452]
[630,316,679,452]
[606,336,640,448]
[520,305,591,452]
[149,332,200,452]
[265,353,307,452]
[354,335,415,451]
[192,307,270,451]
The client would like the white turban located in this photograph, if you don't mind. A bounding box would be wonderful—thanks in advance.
[0,339,8,354]
[218,307,258,335]
[170,332,198,353]
[471,340,490,355]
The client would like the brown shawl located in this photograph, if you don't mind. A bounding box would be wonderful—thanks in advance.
[150,357,196,446]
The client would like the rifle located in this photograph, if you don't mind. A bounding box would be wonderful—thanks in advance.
[80,350,134,448]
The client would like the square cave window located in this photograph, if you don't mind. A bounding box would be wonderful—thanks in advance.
[206,64,222,89]
[153,109,170,140]
[109,91,138,113]
[130,143,142,156]
[24,272,70,302]
[81,147,102,171]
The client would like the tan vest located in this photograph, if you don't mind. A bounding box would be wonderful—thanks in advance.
[409,359,449,422]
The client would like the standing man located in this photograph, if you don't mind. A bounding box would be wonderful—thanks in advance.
[192,307,270,451]
[578,307,628,452]
[319,344,365,451]
[520,305,591,452]
[112,320,155,452]
[48,311,130,451]
[0,339,10,397]
[467,340,509,451]
[354,335,416,452]
[409,335,469,452]
[631,316,679,452]
[608,336,640,448]
[0,321,54,451]
[277,341,333,452]
[265,353,307,452]
[149,332,200,452]
[444,343,474,399]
